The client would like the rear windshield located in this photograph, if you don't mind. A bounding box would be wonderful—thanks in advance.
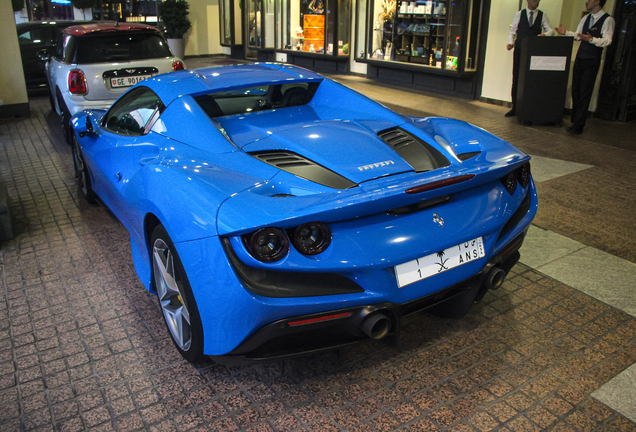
[74,32,172,63]
[194,82,320,119]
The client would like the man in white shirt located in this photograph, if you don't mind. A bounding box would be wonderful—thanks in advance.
[556,0,615,133]
[505,0,553,117]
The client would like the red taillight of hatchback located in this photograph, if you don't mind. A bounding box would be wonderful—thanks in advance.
[68,69,87,95]
[173,61,185,71]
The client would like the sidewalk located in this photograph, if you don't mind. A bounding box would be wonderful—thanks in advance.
[1,59,635,431]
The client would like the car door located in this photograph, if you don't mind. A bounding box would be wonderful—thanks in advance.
[85,86,165,227]
[17,25,56,89]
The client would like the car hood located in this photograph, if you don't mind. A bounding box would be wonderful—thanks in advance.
[233,119,421,185]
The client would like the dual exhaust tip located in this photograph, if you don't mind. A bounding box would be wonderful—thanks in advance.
[485,266,506,290]
[356,266,506,341]
[360,312,392,340]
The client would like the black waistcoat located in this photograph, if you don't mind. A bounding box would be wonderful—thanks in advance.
[516,9,543,45]
[577,13,610,60]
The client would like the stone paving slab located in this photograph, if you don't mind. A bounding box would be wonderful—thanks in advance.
[1,98,636,432]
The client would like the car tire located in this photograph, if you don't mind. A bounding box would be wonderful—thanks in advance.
[56,91,71,144]
[71,134,97,204]
[151,224,205,362]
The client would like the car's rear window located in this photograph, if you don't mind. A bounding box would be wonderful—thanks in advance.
[75,32,172,63]
[194,82,320,119]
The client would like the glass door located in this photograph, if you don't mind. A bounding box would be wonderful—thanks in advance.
[245,0,260,58]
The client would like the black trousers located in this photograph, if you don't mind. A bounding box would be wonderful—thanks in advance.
[571,57,601,130]
[511,47,522,108]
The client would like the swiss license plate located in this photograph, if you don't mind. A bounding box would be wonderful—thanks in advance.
[395,237,485,288]
[110,75,150,88]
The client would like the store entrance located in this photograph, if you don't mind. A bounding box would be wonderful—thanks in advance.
[244,0,259,60]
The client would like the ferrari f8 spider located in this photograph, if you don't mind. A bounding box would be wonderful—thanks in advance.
[70,63,537,362]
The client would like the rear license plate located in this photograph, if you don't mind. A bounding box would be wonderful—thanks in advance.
[395,237,485,288]
[110,75,150,88]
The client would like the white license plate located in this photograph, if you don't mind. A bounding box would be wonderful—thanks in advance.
[110,75,150,88]
[395,237,485,288]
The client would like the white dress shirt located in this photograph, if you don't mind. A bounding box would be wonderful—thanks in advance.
[564,10,615,48]
[508,8,554,45]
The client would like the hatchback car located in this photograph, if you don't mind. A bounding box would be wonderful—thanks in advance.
[16,20,94,92]
[69,63,538,362]
[47,22,185,142]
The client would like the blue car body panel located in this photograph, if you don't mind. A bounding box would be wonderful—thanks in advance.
[71,63,538,356]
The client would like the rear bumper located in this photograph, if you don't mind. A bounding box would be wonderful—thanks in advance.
[66,96,115,116]
[211,231,525,363]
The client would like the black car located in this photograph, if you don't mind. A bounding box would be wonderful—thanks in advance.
[16,21,93,92]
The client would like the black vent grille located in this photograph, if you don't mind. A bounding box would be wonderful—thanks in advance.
[250,151,356,190]
[457,151,481,161]
[378,128,450,172]
[498,191,532,240]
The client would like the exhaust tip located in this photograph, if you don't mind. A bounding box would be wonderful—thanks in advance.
[360,312,391,340]
[486,267,506,290]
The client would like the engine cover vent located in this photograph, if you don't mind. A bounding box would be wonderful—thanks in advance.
[457,151,482,161]
[250,151,356,190]
[378,127,450,173]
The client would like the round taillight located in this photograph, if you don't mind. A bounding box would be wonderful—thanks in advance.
[246,228,288,262]
[501,172,517,195]
[517,162,531,188]
[292,222,331,255]
[173,61,185,71]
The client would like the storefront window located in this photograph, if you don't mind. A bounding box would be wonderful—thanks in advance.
[356,0,482,71]
[463,0,483,71]
[30,0,74,20]
[220,0,232,45]
[278,0,350,55]
[355,0,368,58]
[264,0,275,48]
[337,0,350,54]
[91,0,159,22]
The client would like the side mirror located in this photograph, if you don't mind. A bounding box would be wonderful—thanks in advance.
[76,114,96,138]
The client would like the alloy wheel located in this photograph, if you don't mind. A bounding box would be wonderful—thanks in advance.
[73,137,89,197]
[153,238,192,351]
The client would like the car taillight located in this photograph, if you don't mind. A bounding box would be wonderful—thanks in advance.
[68,69,87,95]
[173,61,185,71]
[517,162,531,188]
[501,172,517,195]
[244,227,289,262]
[292,222,331,255]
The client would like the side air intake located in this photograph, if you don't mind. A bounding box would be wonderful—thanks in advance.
[378,127,451,173]
[250,151,356,190]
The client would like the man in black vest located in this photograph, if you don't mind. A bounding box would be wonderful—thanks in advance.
[506,0,553,117]
[556,0,615,133]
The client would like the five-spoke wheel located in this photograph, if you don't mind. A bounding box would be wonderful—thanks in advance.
[151,225,204,361]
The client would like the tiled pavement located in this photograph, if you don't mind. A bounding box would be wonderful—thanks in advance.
[2,69,636,431]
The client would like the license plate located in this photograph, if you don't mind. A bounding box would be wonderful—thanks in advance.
[395,237,485,288]
[110,75,150,88]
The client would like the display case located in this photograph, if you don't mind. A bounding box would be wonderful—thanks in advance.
[278,0,351,56]
[357,0,483,74]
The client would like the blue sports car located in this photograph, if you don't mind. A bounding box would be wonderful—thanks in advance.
[70,63,537,362]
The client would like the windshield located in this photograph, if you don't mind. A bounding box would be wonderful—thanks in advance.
[194,82,319,118]
[75,33,172,63]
